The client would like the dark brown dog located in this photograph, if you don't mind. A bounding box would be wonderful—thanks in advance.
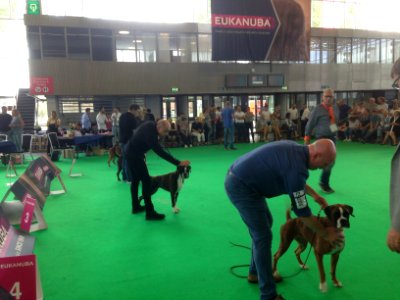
[107,144,122,181]
[139,165,191,213]
[272,204,354,293]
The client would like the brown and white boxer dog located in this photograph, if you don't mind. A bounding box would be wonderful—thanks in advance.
[107,144,122,181]
[139,165,191,213]
[272,204,354,293]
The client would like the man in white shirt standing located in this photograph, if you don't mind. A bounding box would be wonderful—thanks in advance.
[111,107,121,145]
[96,106,107,133]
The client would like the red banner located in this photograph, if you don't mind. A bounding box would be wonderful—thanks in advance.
[30,77,54,95]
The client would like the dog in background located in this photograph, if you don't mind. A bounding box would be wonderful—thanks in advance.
[139,165,191,213]
[108,144,122,181]
[272,204,354,293]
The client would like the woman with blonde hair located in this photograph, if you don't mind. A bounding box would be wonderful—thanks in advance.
[8,109,24,151]
[47,110,61,135]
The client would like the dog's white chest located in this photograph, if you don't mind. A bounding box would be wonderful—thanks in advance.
[177,175,183,192]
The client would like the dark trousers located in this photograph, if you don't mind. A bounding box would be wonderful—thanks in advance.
[127,155,154,213]
[318,136,336,186]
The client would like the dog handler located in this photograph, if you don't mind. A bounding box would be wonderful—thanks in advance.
[225,139,344,300]
[126,119,190,221]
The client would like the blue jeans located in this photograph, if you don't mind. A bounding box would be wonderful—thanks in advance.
[318,136,336,187]
[224,126,235,149]
[225,171,277,300]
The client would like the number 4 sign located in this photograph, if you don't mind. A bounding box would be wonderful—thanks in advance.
[0,254,43,299]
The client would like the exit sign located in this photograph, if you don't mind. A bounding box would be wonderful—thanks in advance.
[171,87,179,93]
[27,0,41,15]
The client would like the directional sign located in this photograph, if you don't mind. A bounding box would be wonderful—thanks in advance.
[30,77,54,96]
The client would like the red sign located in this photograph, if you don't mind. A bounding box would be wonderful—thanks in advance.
[30,77,54,95]
[0,255,37,300]
[20,195,36,232]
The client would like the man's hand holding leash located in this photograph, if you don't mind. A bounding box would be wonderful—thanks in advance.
[179,160,191,167]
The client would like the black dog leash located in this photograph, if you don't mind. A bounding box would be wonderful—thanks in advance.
[229,209,322,280]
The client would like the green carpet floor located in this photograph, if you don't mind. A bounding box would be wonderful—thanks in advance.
[2,141,399,300]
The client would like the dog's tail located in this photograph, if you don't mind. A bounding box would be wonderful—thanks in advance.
[286,208,292,221]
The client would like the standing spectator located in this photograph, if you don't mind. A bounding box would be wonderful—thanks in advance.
[300,104,310,138]
[208,106,217,144]
[203,107,212,144]
[0,106,12,134]
[305,88,340,194]
[119,104,141,182]
[111,107,121,145]
[47,111,61,135]
[288,103,299,137]
[215,106,223,143]
[105,113,112,132]
[81,108,92,134]
[8,109,24,151]
[144,108,155,122]
[244,107,255,143]
[260,103,271,142]
[221,101,236,150]
[96,106,107,133]
[234,105,246,143]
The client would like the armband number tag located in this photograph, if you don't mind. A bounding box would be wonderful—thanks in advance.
[293,190,308,209]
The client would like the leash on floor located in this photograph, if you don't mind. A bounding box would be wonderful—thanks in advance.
[229,210,322,280]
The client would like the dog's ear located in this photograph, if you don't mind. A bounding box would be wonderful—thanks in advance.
[323,205,332,218]
[344,205,355,217]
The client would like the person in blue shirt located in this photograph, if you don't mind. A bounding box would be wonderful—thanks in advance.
[225,139,344,300]
[81,108,92,134]
[221,101,237,150]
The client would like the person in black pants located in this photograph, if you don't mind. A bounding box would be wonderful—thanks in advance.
[119,104,141,182]
[125,119,190,221]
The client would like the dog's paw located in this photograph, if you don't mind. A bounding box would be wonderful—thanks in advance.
[319,282,328,293]
[299,264,309,270]
[272,271,283,283]
[172,207,180,214]
[333,280,343,288]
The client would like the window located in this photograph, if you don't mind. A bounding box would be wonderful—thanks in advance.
[116,34,137,62]
[198,34,211,62]
[41,26,66,58]
[337,38,352,64]
[352,38,366,64]
[321,37,335,64]
[395,39,400,62]
[59,97,94,113]
[367,39,380,63]
[91,28,113,61]
[381,39,393,64]
[136,33,157,62]
[67,27,90,60]
[309,37,321,64]
[158,33,197,63]
[27,26,41,59]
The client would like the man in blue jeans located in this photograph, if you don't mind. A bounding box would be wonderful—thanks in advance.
[225,139,344,300]
[221,101,237,150]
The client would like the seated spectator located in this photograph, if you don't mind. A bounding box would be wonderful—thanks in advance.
[191,117,205,145]
[347,116,361,141]
[282,112,297,140]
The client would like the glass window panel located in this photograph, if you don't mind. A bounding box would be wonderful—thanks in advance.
[42,27,66,58]
[91,36,113,61]
[196,97,203,117]
[67,28,90,60]
[135,33,156,63]
[158,33,171,63]
[337,38,351,64]
[321,37,335,64]
[188,100,194,118]
[166,34,197,63]
[367,39,380,63]
[352,38,366,64]
[309,37,321,64]
[381,39,393,64]
[198,34,211,62]
[116,35,136,62]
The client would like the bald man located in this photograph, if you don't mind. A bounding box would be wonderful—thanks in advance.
[225,139,343,300]
[125,120,190,220]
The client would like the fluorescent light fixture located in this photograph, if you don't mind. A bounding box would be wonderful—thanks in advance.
[118,30,130,35]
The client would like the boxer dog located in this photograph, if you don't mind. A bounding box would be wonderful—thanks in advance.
[139,165,191,213]
[107,144,122,181]
[272,204,354,293]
